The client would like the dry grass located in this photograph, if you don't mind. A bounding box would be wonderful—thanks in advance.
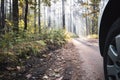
[87,34,98,39]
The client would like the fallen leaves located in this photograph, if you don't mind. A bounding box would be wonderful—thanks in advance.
[43,75,49,79]
[26,74,32,79]
[0,42,81,80]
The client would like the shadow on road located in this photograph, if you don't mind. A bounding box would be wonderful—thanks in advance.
[75,38,99,50]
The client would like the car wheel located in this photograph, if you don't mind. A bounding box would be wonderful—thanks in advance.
[104,18,120,80]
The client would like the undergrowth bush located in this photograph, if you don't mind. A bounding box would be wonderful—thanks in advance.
[0,28,70,65]
[40,28,70,47]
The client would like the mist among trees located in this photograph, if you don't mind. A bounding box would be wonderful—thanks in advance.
[0,0,101,36]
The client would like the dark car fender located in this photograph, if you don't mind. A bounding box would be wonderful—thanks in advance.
[99,0,120,56]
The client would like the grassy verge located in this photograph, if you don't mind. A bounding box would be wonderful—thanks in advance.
[87,34,98,39]
[0,28,71,68]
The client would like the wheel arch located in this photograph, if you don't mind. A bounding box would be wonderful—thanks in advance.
[99,0,120,56]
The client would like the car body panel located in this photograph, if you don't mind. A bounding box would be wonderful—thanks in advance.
[98,0,109,29]
[99,0,120,56]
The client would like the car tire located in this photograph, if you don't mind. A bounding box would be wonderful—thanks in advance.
[104,18,120,80]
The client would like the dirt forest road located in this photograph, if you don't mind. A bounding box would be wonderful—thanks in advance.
[72,38,104,80]
[0,38,105,79]
[39,38,104,80]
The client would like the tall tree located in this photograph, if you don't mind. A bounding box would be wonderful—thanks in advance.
[53,3,55,27]
[24,0,28,30]
[44,6,46,27]
[91,0,100,34]
[62,0,65,29]
[85,0,89,36]
[13,0,19,32]
[0,1,2,28]
[82,0,100,34]
[34,0,37,33]
[38,0,41,33]
[69,0,73,32]
[48,6,51,27]
[1,0,5,32]
[9,0,12,20]
[4,0,7,20]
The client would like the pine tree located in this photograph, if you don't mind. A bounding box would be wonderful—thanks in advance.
[24,0,28,30]
[13,0,19,32]
[1,0,5,32]
[38,0,41,33]
[62,0,65,29]
[34,0,37,33]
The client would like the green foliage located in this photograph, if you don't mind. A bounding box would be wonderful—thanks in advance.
[0,52,18,64]
[0,27,69,65]
[13,41,46,59]
[82,0,101,34]
[42,0,51,6]
[0,32,14,50]
[0,0,66,71]
[39,28,70,47]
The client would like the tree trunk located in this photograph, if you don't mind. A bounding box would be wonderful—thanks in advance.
[53,5,55,27]
[85,0,89,36]
[69,0,72,32]
[0,1,1,28]
[92,5,96,34]
[48,6,51,27]
[24,0,28,31]
[44,6,46,27]
[1,0,5,31]
[62,0,65,29]
[34,0,37,33]
[9,0,12,20]
[38,0,41,33]
[13,0,19,32]
[4,0,7,20]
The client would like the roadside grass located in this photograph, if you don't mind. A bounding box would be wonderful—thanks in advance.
[0,28,71,69]
[87,34,98,39]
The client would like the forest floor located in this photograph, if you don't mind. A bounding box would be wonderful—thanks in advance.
[0,38,104,80]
